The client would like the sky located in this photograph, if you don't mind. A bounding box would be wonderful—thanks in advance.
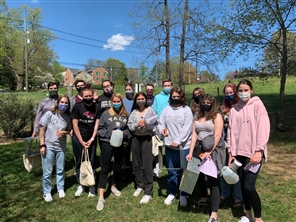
[5,0,258,79]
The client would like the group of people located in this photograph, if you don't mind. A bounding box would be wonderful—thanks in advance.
[34,78,270,222]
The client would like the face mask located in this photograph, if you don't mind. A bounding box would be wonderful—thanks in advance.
[76,87,83,93]
[58,104,68,112]
[136,100,146,107]
[49,90,58,98]
[125,91,134,99]
[238,92,250,101]
[201,104,212,112]
[83,98,93,105]
[171,98,182,106]
[193,95,200,104]
[225,94,235,101]
[163,87,171,94]
[146,90,154,96]
[112,103,122,109]
[103,86,113,94]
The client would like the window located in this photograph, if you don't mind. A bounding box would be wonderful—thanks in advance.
[102,78,105,82]
[96,71,100,75]
[104,72,108,76]
[97,78,100,81]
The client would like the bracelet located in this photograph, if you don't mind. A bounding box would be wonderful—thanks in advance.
[39,144,46,149]
[90,137,94,141]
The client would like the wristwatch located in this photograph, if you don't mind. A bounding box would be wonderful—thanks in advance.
[39,144,46,149]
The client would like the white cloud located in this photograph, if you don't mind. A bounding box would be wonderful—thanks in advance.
[31,0,39,3]
[103,33,134,51]
[115,24,123,28]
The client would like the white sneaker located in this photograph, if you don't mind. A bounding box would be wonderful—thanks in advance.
[58,190,66,198]
[238,216,254,222]
[140,195,152,204]
[179,195,187,207]
[75,185,84,197]
[43,193,53,202]
[88,186,96,197]
[111,186,121,197]
[164,194,175,205]
[96,197,105,211]
[133,188,143,197]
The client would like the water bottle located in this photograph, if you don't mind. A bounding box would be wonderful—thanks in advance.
[222,160,242,184]
[110,128,123,147]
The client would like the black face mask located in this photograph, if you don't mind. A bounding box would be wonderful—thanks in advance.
[171,98,182,106]
[76,87,83,93]
[201,104,212,112]
[83,98,93,105]
[193,95,201,104]
[48,90,58,98]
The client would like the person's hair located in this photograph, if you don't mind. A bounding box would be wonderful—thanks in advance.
[74,79,86,87]
[146,83,154,88]
[195,94,219,121]
[220,82,240,114]
[102,80,114,88]
[168,86,187,106]
[162,78,172,86]
[237,79,253,91]
[47,82,59,90]
[108,93,128,117]
[190,87,205,113]
[52,95,70,115]
[124,83,134,91]
[81,85,94,96]
[131,92,148,111]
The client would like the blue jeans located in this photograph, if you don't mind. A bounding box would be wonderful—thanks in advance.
[42,149,66,194]
[165,146,189,197]
[220,176,242,201]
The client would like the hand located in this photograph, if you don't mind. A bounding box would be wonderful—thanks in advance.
[186,153,192,161]
[80,141,89,149]
[170,142,179,147]
[56,131,67,138]
[31,132,37,138]
[161,129,168,137]
[40,147,46,155]
[93,90,99,100]
[228,153,236,166]
[202,152,212,160]
[138,120,145,128]
[251,151,262,164]
[69,130,73,136]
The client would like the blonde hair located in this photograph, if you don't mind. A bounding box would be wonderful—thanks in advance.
[108,93,128,117]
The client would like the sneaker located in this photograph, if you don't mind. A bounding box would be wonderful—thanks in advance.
[179,195,187,207]
[207,218,219,222]
[164,194,175,205]
[58,190,66,198]
[75,185,84,197]
[193,199,209,208]
[133,188,143,197]
[153,168,161,177]
[88,186,96,197]
[140,195,152,204]
[96,197,105,211]
[238,216,254,222]
[111,186,121,197]
[43,193,53,202]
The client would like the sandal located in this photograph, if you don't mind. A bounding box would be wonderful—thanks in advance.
[233,201,243,208]
[220,197,227,204]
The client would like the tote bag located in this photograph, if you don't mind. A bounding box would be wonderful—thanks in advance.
[80,149,95,186]
[23,136,42,172]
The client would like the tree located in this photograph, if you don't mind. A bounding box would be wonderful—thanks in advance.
[84,58,105,70]
[138,64,149,84]
[104,58,128,85]
[50,60,65,83]
[214,0,296,129]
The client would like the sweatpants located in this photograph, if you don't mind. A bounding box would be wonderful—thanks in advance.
[131,135,153,196]
[98,141,124,189]
[72,135,97,185]
[236,155,262,218]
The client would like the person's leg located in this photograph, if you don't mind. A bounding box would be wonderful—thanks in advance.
[179,149,189,197]
[197,172,208,199]
[232,181,243,206]
[165,146,179,196]
[141,136,153,196]
[98,142,113,193]
[42,149,54,194]
[55,150,66,192]
[88,140,97,180]
[122,143,132,181]
[207,176,220,219]
[219,176,231,200]
[132,137,144,190]
[112,146,124,186]
[72,135,83,183]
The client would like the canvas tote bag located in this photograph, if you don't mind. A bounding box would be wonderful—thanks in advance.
[23,136,42,172]
[80,149,95,186]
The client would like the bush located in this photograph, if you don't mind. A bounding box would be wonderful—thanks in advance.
[92,84,102,90]
[0,94,35,139]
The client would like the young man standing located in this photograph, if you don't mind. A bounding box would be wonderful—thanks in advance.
[145,83,155,107]
[152,79,173,176]
[69,79,85,112]
[96,80,114,118]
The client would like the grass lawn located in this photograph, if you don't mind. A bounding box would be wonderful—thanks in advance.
[0,76,295,221]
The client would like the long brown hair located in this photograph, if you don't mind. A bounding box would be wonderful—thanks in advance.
[169,86,187,106]
[52,95,70,115]
[220,83,240,114]
[108,93,128,117]
[190,87,204,114]
[195,94,219,121]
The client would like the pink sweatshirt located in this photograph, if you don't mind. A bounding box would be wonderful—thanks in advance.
[227,96,270,161]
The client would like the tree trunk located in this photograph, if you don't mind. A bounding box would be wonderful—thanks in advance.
[179,0,188,88]
[164,0,171,79]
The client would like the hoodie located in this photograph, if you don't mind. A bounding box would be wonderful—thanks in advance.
[227,96,270,161]
[153,91,170,118]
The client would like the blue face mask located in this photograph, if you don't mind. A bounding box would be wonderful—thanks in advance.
[225,94,235,101]
[112,103,122,109]
[58,104,68,112]
[163,87,171,94]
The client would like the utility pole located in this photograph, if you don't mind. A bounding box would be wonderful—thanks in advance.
[24,18,29,93]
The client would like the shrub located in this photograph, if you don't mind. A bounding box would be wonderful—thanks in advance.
[0,94,35,139]
[92,84,102,90]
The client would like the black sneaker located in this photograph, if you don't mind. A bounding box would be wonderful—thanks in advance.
[193,199,209,208]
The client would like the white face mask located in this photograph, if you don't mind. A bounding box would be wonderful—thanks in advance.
[238,92,250,101]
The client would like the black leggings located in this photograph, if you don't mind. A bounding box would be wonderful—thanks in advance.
[98,141,124,189]
[236,156,262,218]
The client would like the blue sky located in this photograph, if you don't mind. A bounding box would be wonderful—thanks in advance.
[6,0,257,79]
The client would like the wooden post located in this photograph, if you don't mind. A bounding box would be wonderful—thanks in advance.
[68,85,72,97]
